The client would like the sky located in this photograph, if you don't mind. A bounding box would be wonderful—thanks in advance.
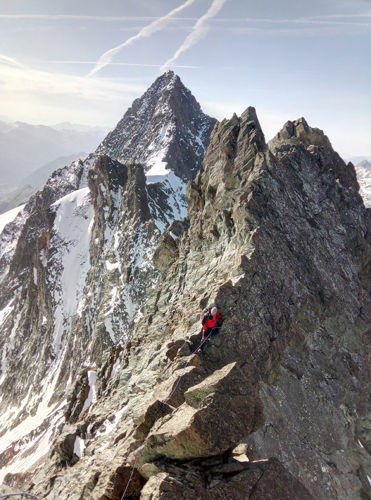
[0,0,370,157]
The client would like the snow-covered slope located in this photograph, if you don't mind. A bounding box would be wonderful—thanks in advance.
[0,205,25,234]
[355,160,371,207]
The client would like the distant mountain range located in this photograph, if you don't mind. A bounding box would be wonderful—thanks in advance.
[0,122,108,214]
[0,121,108,187]
[0,153,89,214]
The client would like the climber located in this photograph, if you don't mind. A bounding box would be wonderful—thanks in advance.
[200,307,209,321]
[199,306,223,350]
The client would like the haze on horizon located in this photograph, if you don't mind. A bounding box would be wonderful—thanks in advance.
[0,0,370,158]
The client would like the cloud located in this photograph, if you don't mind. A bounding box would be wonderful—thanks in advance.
[161,0,227,70]
[0,54,149,125]
[0,14,160,21]
[0,54,26,69]
[87,0,197,77]
[43,60,199,69]
[0,12,370,23]
[0,54,143,99]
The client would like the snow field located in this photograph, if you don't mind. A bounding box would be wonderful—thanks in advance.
[0,204,25,234]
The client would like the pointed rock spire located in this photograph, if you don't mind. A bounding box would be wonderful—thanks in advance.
[199,107,266,190]
[96,72,216,180]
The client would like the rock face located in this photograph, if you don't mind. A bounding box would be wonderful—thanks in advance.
[0,78,370,499]
[0,73,215,484]
[96,70,216,181]
[96,70,216,232]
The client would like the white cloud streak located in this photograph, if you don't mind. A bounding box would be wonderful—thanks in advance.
[0,15,160,21]
[0,13,370,22]
[0,54,144,101]
[87,0,196,77]
[0,54,26,69]
[161,0,227,71]
[0,53,147,124]
[1,12,369,36]
[43,60,199,68]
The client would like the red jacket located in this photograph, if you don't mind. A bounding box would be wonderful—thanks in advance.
[202,313,222,331]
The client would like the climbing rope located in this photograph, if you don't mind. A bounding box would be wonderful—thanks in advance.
[120,326,221,499]
[0,494,38,499]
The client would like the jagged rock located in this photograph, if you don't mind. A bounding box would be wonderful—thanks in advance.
[140,458,313,499]
[0,73,370,500]
[152,232,178,273]
[0,71,216,495]
[96,71,216,181]
[133,400,173,441]
[65,368,91,423]
[128,107,369,498]
[51,423,87,466]
[97,464,144,500]
[136,362,262,467]
[153,219,190,273]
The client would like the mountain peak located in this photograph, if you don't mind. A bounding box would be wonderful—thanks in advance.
[96,73,216,180]
[357,159,371,168]
[154,69,178,85]
[270,117,331,148]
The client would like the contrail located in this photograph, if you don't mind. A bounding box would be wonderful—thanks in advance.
[161,0,227,71]
[87,0,196,77]
[0,54,26,69]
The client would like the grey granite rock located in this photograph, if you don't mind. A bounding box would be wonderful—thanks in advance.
[0,79,369,500]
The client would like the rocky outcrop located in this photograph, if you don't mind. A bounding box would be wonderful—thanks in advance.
[140,457,314,499]
[0,74,369,499]
[11,105,368,500]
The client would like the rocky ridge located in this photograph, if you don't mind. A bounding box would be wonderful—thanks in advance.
[2,107,368,499]
[0,73,215,484]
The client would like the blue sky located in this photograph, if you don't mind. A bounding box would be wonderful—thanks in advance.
[0,0,370,157]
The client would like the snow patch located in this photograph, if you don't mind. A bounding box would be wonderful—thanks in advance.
[80,370,97,416]
[0,365,66,481]
[110,354,122,380]
[0,298,14,327]
[0,420,58,482]
[33,266,38,285]
[49,187,93,353]
[231,274,244,285]
[73,436,85,458]
[355,163,371,207]
[147,172,187,233]
[105,260,120,271]
[0,204,25,234]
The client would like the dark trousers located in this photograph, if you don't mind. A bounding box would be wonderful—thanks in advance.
[200,327,218,350]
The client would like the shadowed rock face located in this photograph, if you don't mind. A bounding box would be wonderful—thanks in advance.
[8,105,368,500]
